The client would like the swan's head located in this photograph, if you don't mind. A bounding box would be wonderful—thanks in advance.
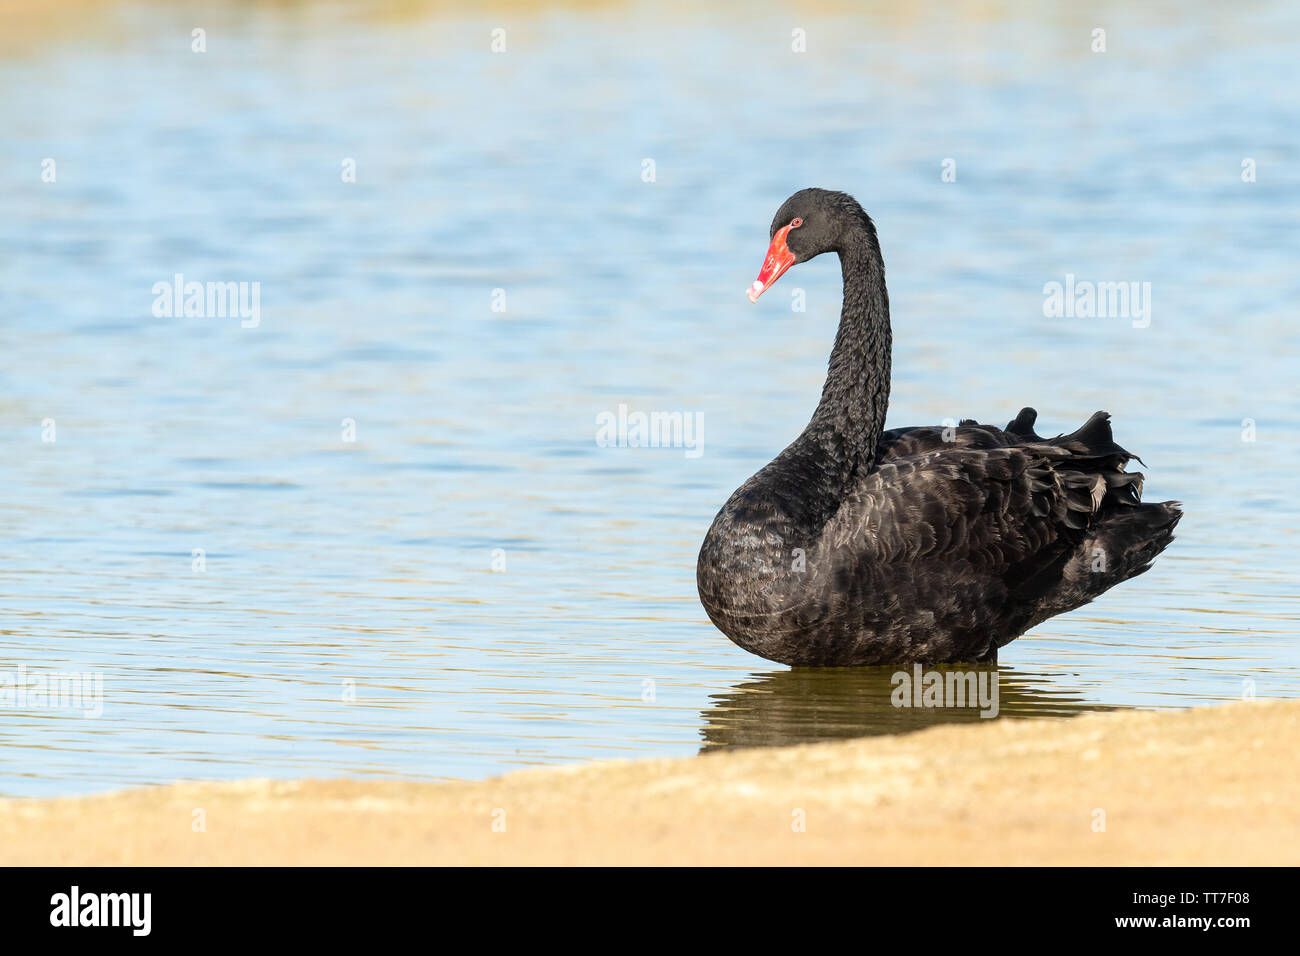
[747,188,871,302]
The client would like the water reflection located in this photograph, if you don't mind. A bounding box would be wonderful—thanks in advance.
[699,666,1113,752]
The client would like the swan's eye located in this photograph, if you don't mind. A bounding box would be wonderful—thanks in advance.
[790,218,803,228]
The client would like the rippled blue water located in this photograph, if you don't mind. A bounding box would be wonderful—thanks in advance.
[1,1,1297,796]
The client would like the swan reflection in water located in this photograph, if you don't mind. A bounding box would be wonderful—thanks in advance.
[698,665,1115,752]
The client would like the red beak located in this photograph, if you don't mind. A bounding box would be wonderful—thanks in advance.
[747,223,797,302]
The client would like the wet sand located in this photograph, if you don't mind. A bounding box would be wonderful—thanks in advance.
[2,699,1295,865]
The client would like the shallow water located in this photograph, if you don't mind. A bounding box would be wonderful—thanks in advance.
[1,0,1297,796]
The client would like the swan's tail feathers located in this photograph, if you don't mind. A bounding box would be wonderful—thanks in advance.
[1054,411,1181,580]
[1018,500,1182,633]
[1084,500,1182,587]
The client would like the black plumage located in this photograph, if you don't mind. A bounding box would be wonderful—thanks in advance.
[697,189,1181,666]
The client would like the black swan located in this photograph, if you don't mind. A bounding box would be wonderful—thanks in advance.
[697,188,1181,666]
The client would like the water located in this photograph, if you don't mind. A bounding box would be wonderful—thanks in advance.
[1,0,1297,797]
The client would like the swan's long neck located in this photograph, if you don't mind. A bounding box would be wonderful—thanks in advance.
[806,222,892,479]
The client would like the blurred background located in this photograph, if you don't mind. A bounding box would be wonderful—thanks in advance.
[1,0,1297,796]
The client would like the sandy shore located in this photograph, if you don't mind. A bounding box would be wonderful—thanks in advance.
[3,699,1296,865]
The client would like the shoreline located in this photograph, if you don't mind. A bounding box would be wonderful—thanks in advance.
[3,699,1296,865]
